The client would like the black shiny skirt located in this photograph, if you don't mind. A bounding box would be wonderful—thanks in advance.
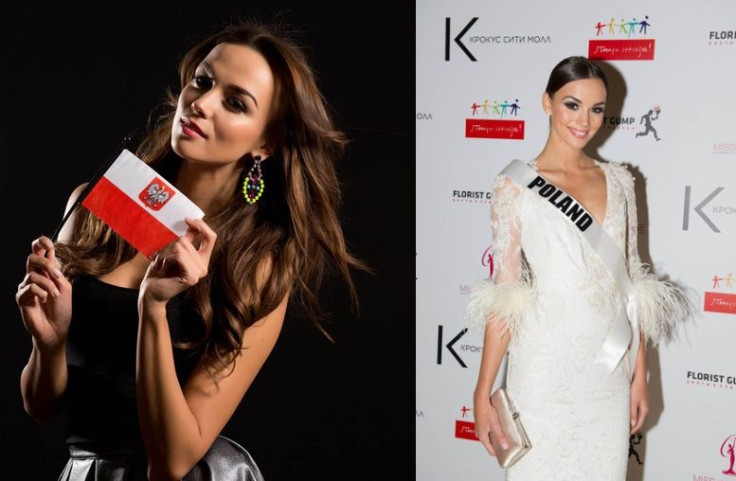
[57,435,264,480]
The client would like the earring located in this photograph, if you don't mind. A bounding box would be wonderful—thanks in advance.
[242,155,265,204]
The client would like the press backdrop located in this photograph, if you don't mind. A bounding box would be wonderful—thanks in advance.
[416,1,736,479]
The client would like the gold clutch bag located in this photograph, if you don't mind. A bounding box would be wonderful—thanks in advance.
[489,387,531,468]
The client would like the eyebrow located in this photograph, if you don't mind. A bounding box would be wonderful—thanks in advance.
[200,61,259,109]
[563,95,606,107]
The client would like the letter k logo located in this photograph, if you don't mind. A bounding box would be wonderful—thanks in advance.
[445,17,478,61]
[683,186,723,232]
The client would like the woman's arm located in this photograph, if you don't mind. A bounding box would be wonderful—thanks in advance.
[469,174,533,457]
[473,320,511,455]
[18,183,86,422]
[136,218,286,480]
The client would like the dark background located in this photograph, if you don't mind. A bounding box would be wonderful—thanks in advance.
[0,1,415,479]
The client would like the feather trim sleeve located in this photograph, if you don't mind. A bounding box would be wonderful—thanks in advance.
[465,173,536,336]
[630,263,691,344]
[466,280,536,337]
[611,162,691,343]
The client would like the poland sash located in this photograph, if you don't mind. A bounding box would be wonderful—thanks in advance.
[500,159,639,379]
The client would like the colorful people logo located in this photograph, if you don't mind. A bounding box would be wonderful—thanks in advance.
[594,15,651,36]
[470,100,521,118]
[721,435,736,476]
[712,274,734,289]
[635,105,661,141]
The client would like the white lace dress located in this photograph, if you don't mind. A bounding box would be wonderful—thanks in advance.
[466,159,687,481]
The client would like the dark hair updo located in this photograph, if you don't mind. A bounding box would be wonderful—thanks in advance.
[545,56,608,97]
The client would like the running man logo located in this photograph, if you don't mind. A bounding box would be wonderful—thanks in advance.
[445,17,478,61]
[635,106,662,141]
[588,15,655,60]
[629,434,644,465]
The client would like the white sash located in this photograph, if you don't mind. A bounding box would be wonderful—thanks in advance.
[500,159,639,379]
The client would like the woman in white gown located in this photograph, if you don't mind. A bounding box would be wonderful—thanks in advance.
[468,56,688,480]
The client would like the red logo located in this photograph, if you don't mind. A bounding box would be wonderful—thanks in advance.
[588,39,655,60]
[455,406,479,441]
[466,119,524,139]
[588,16,655,60]
[465,99,525,140]
[721,435,736,476]
[705,274,736,315]
[139,178,175,211]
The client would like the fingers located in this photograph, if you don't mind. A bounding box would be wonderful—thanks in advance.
[630,402,648,434]
[16,283,51,306]
[31,235,59,264]
[26,252,63,281]
[152,239,205,284]
[19,271,61,298]
[184,217,217,258]
[490,419,509,452]
[477,427,496,457]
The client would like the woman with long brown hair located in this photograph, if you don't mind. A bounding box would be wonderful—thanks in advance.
[16,21,361,480]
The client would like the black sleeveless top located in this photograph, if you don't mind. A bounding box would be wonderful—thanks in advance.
[64,274,205,447]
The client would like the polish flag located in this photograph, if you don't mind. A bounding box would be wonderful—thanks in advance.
[81,149,204,259]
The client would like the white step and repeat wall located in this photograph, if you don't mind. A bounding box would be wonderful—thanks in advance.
[416,0,736,479]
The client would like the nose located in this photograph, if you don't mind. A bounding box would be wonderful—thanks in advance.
[578,110,591,128]
[191,90,218,117]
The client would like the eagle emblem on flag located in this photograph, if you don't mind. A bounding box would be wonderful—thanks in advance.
[139,177,175,211]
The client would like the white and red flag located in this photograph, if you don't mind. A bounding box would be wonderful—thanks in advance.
[81,149,204,259]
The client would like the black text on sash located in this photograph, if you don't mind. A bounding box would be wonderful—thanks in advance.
[527,176,593,232]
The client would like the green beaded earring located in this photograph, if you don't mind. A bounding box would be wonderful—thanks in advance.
[242,155,265,204]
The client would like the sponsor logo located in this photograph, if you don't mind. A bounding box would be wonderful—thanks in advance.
[686,370,736,389]
[139,178,175,211]
[704,274,736,315]
[629,434,644,465]
[588,15,655,60]
[459,247,494,295]
[451,189,492,204]
[603,105,662,140]
[709,30,736,46]
[482,245,495,278]
[682,186,728,233]
[465,98,525,140]
[445,17,478,61]
[417,112,433,120]
[634,106,662,141]
[436,325,483,368]
[455,406,479,441]
[692,434,736,479]
[722,435,736,475]
[444,17,551,61]
[713,142,736,155]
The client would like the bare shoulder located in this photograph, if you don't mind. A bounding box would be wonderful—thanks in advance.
[57,183,90,244]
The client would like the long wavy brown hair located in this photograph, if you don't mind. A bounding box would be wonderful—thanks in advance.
[56,21,363,383]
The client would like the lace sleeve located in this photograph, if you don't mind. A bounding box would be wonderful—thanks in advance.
[465,174,535,336]
[619,164,689,344]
